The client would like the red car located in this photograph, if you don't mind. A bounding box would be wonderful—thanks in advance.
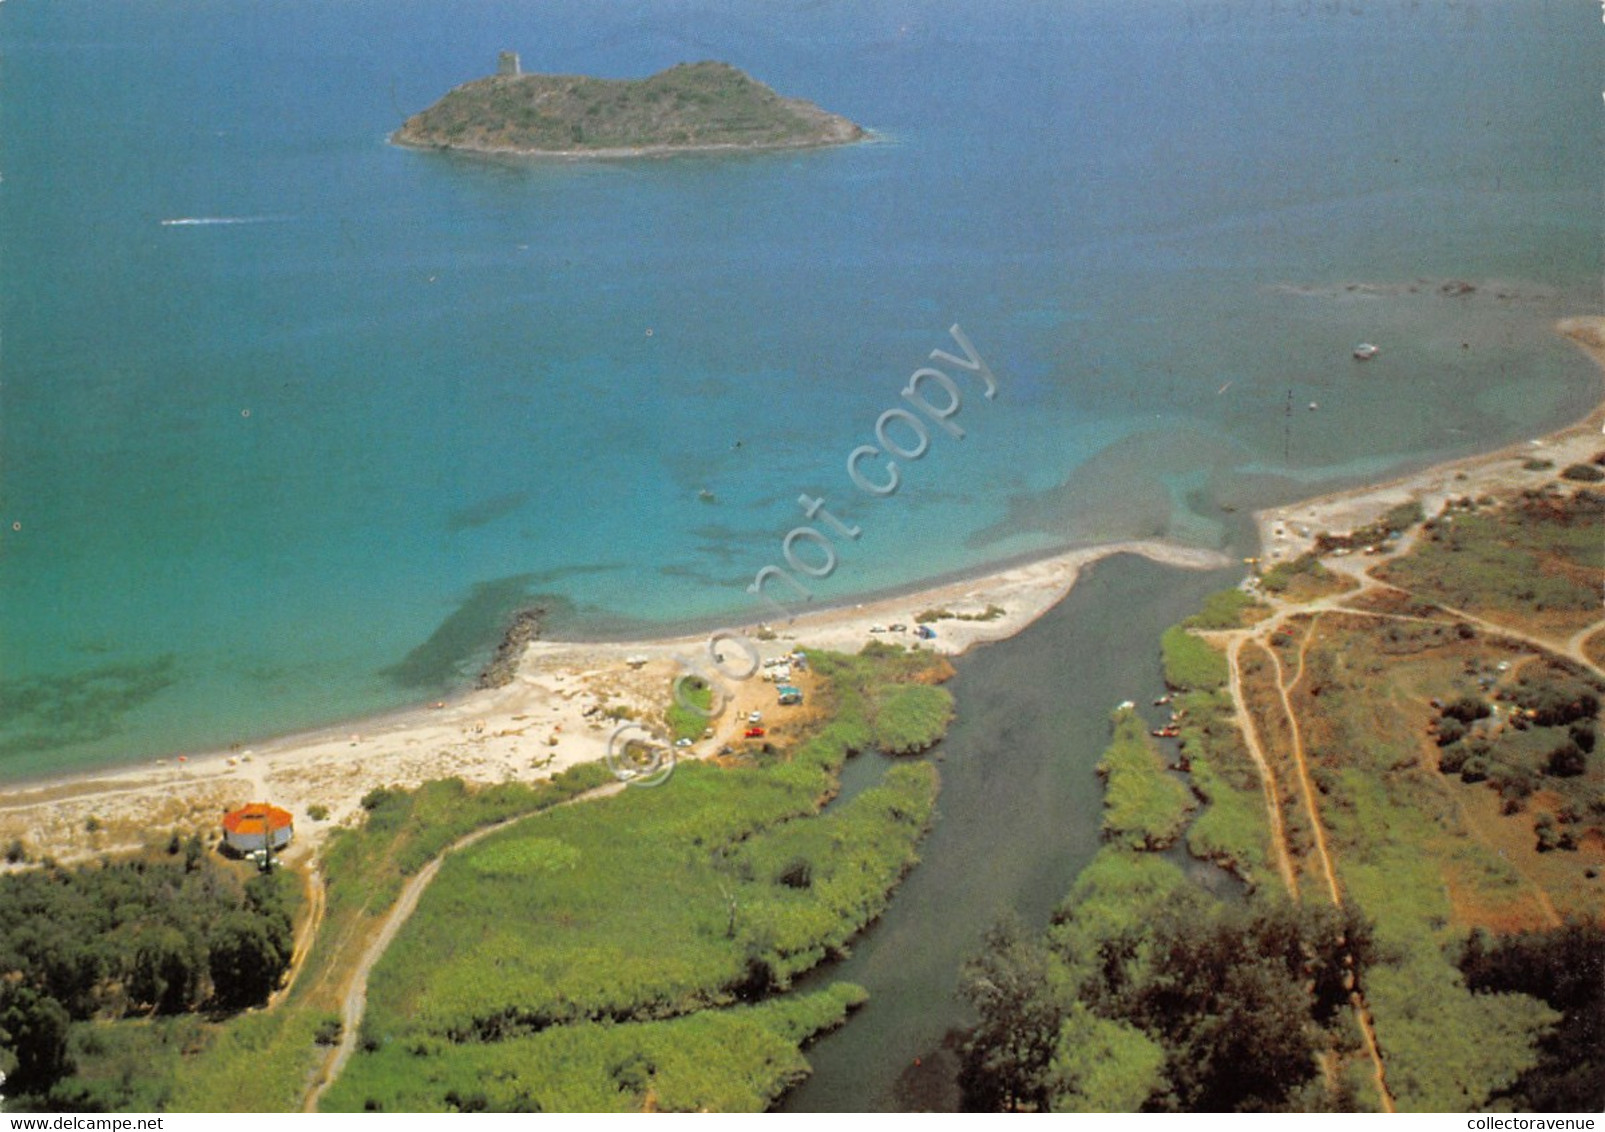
[744,726,766,739]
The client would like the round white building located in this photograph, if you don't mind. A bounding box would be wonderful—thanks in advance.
[221,803,294,854]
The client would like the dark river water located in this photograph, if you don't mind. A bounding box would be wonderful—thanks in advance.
[781,552,1241,1111]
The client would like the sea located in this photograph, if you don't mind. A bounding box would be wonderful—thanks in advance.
[1,0,1599,782]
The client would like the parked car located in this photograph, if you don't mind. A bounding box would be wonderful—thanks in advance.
[744,726,766,739]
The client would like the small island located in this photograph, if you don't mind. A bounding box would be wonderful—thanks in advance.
[393,58,866,158]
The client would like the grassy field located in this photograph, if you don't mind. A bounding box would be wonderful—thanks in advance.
[1376,489,1604,637]
[321,646,949,1112]
[326,984,868,1112]
[165,767,613,1112]
[666,675,716,742]
[1281,606,1600,1108]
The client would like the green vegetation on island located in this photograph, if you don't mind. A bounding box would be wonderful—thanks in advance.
[394,60,865,157]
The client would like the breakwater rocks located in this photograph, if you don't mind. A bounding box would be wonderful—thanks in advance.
[477,608,544,689]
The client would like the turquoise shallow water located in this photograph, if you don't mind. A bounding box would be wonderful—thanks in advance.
[1,0,1599,779]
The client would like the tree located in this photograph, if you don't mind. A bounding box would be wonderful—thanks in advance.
[128,927,202,1014]
[1122,901,1344,1111]
[1443,696,1490,724]
[1046,1004,1165,1112]
[958,916,1073,1111]
[0,984,72,1098]
[182,835,205,872]
[1544,742,1587,778]
[207,912,286,1009]
[1460,923,1605,1112]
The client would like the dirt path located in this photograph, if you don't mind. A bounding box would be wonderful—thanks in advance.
[302,781,626,1112]
[1218,560,1414,1110]
[302,833,474,1111]
[1428,602,1605,683]
[1230,528,1605,1112]
[1352,990,1394,1115]
[1266,615,1395,1112]
[1270,618,1343,906]
[269,864,325,1010]
[1223,635,1299,897]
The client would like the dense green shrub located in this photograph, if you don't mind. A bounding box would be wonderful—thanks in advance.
[1160,626,1228,691]
[1097,711,1194,850]
[0,859,299,1104]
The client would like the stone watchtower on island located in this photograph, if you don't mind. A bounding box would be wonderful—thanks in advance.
[497,50,521,76]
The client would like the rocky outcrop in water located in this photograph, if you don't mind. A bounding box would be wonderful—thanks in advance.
[477,607,544,689]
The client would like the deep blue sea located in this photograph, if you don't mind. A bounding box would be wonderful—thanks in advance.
[1,0,1599,780]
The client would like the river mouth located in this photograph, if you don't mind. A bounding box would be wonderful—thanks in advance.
[779,552,1243,1112]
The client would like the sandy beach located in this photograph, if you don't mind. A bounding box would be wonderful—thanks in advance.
[0,538,1229,868]
[4,316,1601,872]
[1256,316,1605,564]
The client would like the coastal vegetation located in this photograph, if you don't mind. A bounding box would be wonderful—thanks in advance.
[394,61,863,156]
[330,984,869,1112]
[955,474,1604,1113]
[808,645,955,756]
[1172,683,1276,888]
[161,766,613,1113]
[320,644,949,1111]
[1313,500,1424,554]
[1258,552,1354,601]
[1181,587,1261,631]
[1375,488,1604,634]
[915,604,1006,624]
[0,856,297,1110]
[958,716,1376,1112]
[1159,624,1228,692]
[1096,709,1193,850]
[666,675,716,742]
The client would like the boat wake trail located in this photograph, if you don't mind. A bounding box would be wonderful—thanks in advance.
[159,215,285,227]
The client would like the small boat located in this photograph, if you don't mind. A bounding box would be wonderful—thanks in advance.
[1353,343,1379,361]
[698,488,716,503]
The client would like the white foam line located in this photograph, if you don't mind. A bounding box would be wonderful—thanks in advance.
[159,215,284,227]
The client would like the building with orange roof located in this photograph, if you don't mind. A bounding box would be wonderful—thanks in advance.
[221,802,294,854]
